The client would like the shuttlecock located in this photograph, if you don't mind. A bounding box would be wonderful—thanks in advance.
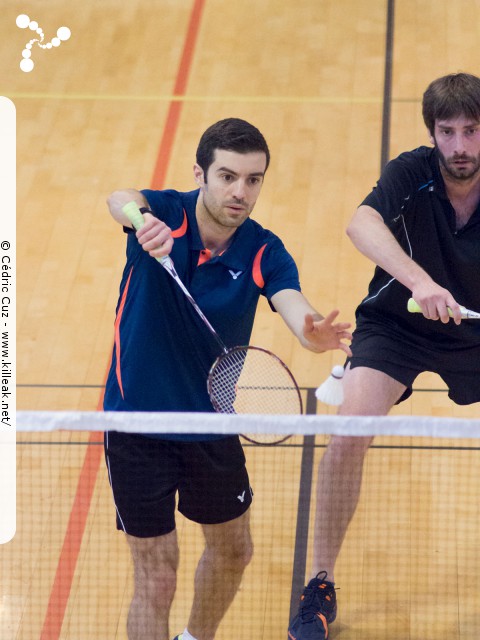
[315,365,345,406]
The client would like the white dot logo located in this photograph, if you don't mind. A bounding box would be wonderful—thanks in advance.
[16,14,71,72]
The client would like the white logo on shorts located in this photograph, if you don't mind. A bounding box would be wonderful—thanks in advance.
[237,490,246,503]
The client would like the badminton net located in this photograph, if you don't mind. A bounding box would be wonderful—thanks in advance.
[8,408,480,640]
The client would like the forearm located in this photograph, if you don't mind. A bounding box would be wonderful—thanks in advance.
[348,205,461,322]
[271,289,321,344]
[107,189,149,227]
[271,290,352,355]
[347,205,435,291]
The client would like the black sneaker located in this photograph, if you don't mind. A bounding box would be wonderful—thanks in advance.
[287,572,337,639]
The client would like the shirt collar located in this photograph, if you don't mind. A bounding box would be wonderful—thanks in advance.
[183,189,260,270]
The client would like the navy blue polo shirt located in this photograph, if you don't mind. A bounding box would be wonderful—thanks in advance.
[103,188,301,439]
[357,146,480,348]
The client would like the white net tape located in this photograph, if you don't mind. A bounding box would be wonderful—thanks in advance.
[16,410,480,437]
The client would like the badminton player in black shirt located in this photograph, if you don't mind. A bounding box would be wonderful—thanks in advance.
[289,72,480,640]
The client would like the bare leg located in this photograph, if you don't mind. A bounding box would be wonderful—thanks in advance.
[126,530,179,640]
[187,510,253,640]
[311,365,407,581]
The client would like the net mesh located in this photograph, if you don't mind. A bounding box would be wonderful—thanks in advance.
[7,407,480,639]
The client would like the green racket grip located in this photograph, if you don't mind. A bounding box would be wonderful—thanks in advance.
[122,201,145,230]
[121,200,174,270]
[407,297,460,318]
[407,298,423,314]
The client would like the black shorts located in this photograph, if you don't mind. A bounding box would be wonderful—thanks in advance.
[104,432,253,538]
[348,320,480,405]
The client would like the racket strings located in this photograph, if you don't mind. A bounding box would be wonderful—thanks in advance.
[209,347,302,415]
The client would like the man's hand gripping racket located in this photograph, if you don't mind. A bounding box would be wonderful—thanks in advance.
[122,201,303,444]
[407,298,480,320]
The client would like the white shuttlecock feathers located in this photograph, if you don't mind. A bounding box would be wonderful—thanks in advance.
[315,365,345,406]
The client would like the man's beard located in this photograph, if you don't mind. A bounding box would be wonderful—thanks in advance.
[437,148,480,181]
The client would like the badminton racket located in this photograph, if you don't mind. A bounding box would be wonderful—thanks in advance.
[122,201,302,444]
[407,298,480,320]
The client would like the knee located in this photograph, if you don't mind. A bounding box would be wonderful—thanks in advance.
[208,531,254,570]
[135,559,178,605]
[228,532,254,569]
[328,435,372,463]
[235,534,254,568]
[128,535,179,596]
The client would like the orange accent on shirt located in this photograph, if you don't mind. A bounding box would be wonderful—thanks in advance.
[171,209,188,238]
[252,243,267,288]
[114,267,133,399]
[197,248,212,266]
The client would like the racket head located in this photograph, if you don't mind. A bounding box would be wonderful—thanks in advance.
[207,346,302,445]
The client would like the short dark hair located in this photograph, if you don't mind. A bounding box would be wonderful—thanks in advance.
[196,118,270,176]
[422,72,480,136]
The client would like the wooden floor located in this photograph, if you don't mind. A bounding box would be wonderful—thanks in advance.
[2,0,480,637]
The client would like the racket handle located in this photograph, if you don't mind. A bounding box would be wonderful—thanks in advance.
[407,297,470,318]
[407,298,423,314]
[122,201,146,231]
[408,297,456,316]
[122,201,171,268]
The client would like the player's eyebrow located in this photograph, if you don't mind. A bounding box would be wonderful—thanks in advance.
[437,121,480,129]
[216,166,265,177]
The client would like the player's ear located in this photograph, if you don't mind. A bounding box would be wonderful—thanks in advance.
[193,163,205,187]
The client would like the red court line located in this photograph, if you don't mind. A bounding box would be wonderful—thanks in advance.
[150,101,183,190]
[150,0,206,189]
[39,430,104,640]
[40,2,206,637]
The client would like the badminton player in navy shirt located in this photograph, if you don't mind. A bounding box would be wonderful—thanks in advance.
[288,73,480,640]
[103,118,352,640]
